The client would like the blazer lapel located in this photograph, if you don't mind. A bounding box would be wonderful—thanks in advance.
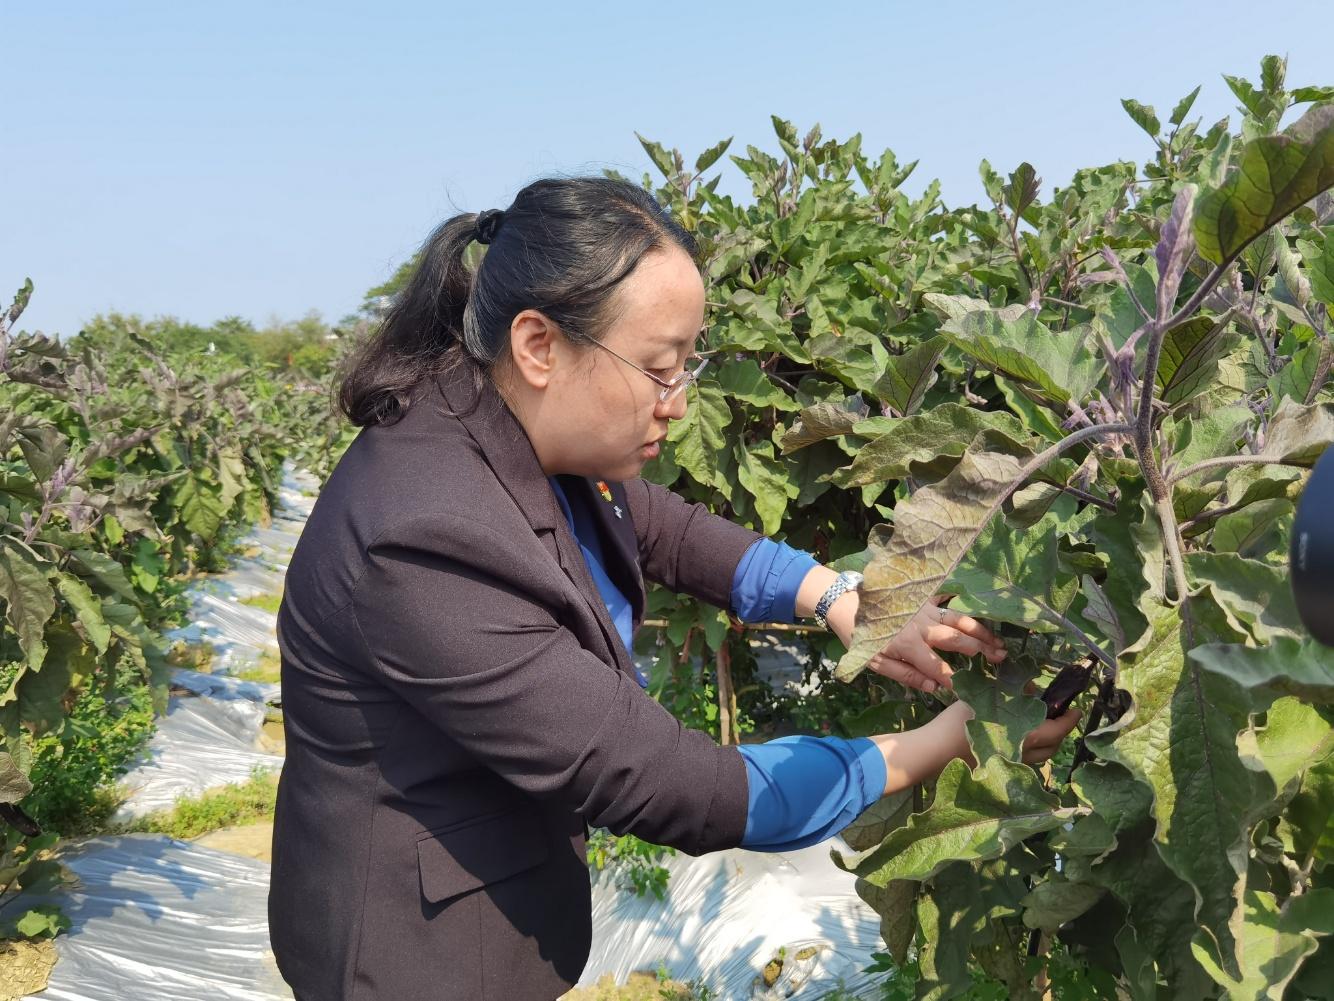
[570,477,646,630]
[432,363,638,677]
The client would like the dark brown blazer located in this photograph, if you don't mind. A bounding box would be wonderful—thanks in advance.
[268,359,761,1000]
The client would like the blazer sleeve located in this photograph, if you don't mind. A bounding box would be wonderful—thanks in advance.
[621,478,763,609]
[348,509,749,856]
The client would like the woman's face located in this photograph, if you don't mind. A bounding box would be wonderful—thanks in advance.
[502,247,707,482]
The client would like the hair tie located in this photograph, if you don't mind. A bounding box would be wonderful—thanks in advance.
[474,209,505,245]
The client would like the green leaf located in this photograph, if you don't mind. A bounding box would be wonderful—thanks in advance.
[952,656,1044,764]
[172,474,229,542]
[714,359,798,412]
[1021,879,1105,932]
[694,136,733,174]
[666,383,731,490]
[1297,233,1334,306]
[833,757,1075,883]
[1190,635,1334,704]
[1194,104,1334,265]
[11,904,71,940]
[854,877,917,966]
[1088,600,1263,975]
[1167,403,1254,475]
[1185,552,1303,644]
[1155,314,1239,407]
[1239,697,1334,810]
[945,511,1085,643]
[1191,889,1334,1000]
[1122,98,1161,139]
[840,788,913,852]
[635,133,677,179]
[939,308,1103,405]
[1209,496,1292,557]
[0,538,57,670]
[871,336,945,418]
[1169,85,1202,126]
[11,629,95,736]
[1288,754,1334,865]
[55,572,112,654]
[735,442,791,535]
[1005,162,1041,217]
[1268,338,1333,406]
[837,447,1027,681]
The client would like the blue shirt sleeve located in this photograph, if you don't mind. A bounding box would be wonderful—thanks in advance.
[731,538,820,623]
[738,736,888,852]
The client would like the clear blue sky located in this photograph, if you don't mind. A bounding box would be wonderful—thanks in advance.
[4,1,1330,339]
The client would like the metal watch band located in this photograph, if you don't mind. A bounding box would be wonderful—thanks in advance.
[813,571,862,629]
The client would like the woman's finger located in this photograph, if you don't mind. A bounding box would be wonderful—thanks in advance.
[929,606,1007,660]
[1021,708,1082,762]
[900,644,954,689]
[923,624,996,659]
[868,654,942,693]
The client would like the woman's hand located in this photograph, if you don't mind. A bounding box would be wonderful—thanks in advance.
[867,596,1008,693]
[939,699,1083,769]
[870,700,1083,795]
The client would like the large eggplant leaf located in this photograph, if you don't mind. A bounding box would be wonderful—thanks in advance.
[1088,601,1264,976]
[837,446,1027,681]
[832,756,1076,884]
[1195,104,1334,265]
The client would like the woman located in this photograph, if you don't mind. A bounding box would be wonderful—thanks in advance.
[268,177,1079,1000]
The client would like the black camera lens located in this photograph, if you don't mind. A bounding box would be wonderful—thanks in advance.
[1292,444,1334,647]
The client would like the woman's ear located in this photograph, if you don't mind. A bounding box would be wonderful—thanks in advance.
[507,310,559,390]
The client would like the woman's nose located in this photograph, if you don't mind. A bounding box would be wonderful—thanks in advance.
[658,390,690,421]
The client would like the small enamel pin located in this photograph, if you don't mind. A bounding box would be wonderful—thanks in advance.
[596,481,613,503]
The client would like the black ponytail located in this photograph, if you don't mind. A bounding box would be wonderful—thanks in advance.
[338,177,697,427]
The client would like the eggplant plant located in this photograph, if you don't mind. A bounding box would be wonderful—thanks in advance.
[636,56,1334,998]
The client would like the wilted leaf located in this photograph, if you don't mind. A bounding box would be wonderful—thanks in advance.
[1155,185,1197,318]
[1260,398,1334,465]
[831,404,1035,488]
[1195,104,1334,264]
[779,400,864,452]
[838,448,1027,681]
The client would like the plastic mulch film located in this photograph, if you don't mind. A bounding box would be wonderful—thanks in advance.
[109,466,315,821]
[580,839,883,999]
[20,835,293,1001]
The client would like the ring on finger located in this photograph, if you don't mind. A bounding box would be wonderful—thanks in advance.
[938,605,948,623]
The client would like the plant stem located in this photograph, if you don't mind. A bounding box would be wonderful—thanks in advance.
[1168,454,1310,485]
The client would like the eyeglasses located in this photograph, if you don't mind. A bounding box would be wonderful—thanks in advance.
[583,334,710,404]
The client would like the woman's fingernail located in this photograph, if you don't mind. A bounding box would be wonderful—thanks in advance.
[924,681,937,693]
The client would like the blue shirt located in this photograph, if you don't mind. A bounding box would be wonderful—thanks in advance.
[548,478,887,851]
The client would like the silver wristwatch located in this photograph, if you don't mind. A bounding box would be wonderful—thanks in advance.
[813,570,863,629]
